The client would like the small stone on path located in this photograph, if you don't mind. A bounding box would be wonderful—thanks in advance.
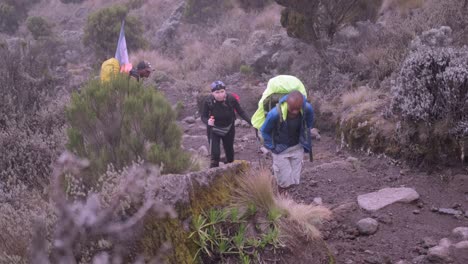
[183,116,196,124]
[452,227,468,240]
[357,218,379,235]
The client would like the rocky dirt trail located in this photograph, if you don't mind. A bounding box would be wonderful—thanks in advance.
[159,81,468,264]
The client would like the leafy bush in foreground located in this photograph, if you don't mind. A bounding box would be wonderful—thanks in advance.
[66,74,190,177]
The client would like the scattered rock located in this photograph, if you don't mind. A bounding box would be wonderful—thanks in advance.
[198,146,209,157]
[411,255,426,264]
[346,157,360,170]
[399,169,411,175]
[364,256,381,264]
[439,238,452,248]
[309,180,318,187]
[313,197,323,205]
[375,214,393,225]
[413,210,421,214]
[438,208,463,216]
[357,218,379,235]
[332,202,357,215]
[221,38,240,48]
[246,33,288,73]
[357,188,420,212]
[152,2,184,50]
[421,237,438,249]
[183,116,196,124]
[235,119,242,127]
[452,227,468,240]
[427,245,451,263]
[455,241,468,249]
[248,30,267,50]
[394,260,410,264]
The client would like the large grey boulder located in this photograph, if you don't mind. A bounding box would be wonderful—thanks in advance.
[152,2,185,50]
[246,33,290,73]
[357,187,419,212]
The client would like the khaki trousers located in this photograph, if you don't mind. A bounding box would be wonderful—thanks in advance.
[271,144,304,188]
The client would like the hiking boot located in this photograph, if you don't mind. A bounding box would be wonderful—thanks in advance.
[278,185,293,195]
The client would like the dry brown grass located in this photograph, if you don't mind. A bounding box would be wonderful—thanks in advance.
[341,86,380,111]
[252,3,282,31]
[182,40,214,73]
[380,0,426,14]
[189,152,210,172]
[232,167,332,244]
[277,197,332,240]
[232,167,276,211]
[130,49,179,76]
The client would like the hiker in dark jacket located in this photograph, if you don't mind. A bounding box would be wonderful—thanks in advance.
[201,81,252,168]
[129,61,154,82]
[261,90,314,189]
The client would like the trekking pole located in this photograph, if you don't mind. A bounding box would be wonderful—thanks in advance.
[255,128,269,156]
[208,116,214,155]
[308,128,313,162]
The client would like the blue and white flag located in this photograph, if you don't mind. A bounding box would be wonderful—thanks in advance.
[115,20,132,73]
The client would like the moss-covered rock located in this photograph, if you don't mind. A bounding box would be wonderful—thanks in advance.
[137,162,248,263]
[337,108,467,167]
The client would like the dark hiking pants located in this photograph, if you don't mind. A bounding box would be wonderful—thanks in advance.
[207,126,235,168]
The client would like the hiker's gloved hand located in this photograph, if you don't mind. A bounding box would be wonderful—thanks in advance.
[208,116,215,126]
[310,128,321,140]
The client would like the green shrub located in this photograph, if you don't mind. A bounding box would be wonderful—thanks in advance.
[278,0,382,44]
[83,4,147,59]
[239,64,253,75]
[66,75,190,177]
[184,0,231,22]
[26,16,52,40]
[0,0,40,34]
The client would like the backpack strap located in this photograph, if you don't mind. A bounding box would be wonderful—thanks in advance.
[276,103,283,124]
[272,103,283,148]
[207,95,214,116]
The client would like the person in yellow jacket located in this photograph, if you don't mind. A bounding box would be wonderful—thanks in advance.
[100,58,120,82]
[100,59,154,83]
